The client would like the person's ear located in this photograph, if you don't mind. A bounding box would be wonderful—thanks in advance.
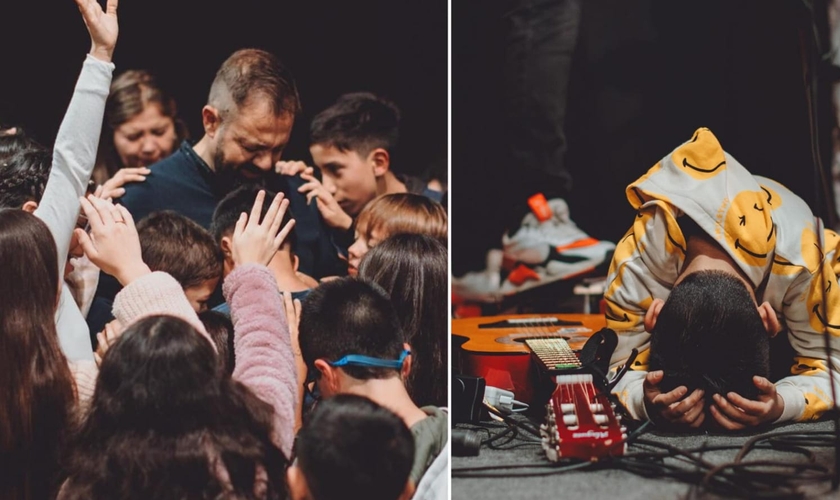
[202,105,222,137]
[314,359,341,394]
[644,298,665,332]
[21,200,38,213]
[293,254,300,272]
[757,301,782,338]
[401,342,412,379]
[369,148,390,177]
[286,465,309,500]
[397,479,416,500]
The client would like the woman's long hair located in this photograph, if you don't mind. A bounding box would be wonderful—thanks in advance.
[358,233,448,407]
[62,315,288,500]
[0,209,76,500]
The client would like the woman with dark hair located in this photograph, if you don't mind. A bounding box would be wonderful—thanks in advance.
[0,210,78,499]
[60,315,287,500]
[358,233,448,408]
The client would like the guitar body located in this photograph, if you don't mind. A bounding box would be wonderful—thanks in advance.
[452,314,607,405]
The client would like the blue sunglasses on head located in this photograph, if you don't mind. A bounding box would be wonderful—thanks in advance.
[327,348,411,369]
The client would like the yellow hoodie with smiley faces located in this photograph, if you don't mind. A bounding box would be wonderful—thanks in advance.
[605,127,840,424]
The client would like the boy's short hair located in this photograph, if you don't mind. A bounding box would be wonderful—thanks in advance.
[210,184,296,251]
[356,193,447,245]
[299,277,405,380]
[0,147,51,209]
[649,270,771,401]
[309,92,400,159]
[136,211,224,289]
[198,309,235,375]
[295,394,414,500]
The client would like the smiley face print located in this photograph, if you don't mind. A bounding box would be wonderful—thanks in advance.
[670,128,727,181]
[722,190,776,267]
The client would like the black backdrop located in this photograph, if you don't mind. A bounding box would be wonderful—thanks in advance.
[0,0,447,178]
[452,0,837,274]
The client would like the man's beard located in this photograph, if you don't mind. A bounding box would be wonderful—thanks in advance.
[211,144,268,196]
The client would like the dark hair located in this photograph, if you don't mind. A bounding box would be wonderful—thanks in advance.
[210,184,296,251]
[649,270,770,402]
[136,211,224,289]
[359,234,448,407]
[355,193,447,245]
[199,310,235,376]
[309,92,400,159]
[296,394,414,500]
[0,146,51,208]
[0,126,40,162]
[208,49,301,120]
[0,209,76,500]
[63,315,288,500]
[94,69,188,182]
[299,278,405,380]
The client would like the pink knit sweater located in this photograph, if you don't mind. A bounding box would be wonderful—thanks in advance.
[72,268,296,458]
[224,264,297,459]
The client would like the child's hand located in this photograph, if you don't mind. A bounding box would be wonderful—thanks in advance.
[94,319,123,366]
[709,376,784,430]
[231,190,295,268]
[74,195,150,286]
[275,160,309,177]
[643,370,706,428]
[74,0,119,62]
[298,169,353,230]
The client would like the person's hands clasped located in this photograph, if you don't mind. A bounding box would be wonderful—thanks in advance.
[74,195,150,286]
[643,370,706,428]
[75,0,119,62]
[709,376,784,430]
[231,190,295,268]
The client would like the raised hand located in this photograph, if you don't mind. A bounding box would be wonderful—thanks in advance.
[74,195,150,286]
[709,376,785,430]
[74,0,119,62]
[231,190,296,268]
[643,370,706,429]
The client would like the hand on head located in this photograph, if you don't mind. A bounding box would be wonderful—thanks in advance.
[74,0,119,62]
[231,190,295,268]
[74,195,150,286]
[643,370,706,429]
[709,376,784,430]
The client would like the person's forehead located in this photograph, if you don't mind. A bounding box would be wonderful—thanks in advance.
[310,143,363,164]
[228,102,293,144]
[117,104,173,132]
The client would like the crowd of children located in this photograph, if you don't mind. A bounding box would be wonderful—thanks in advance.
[0,1,448,499]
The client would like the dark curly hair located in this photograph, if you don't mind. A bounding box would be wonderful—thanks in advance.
[0,147,51,209]
[62,315,288,500]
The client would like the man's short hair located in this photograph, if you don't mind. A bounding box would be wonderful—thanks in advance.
[136,211,224,289]
[649,270,771,401]
[210,184,296,251]
[295,394,414,500]
[207,48,301,120]
[299,277,405,380]
[0,147,51,209]
[309,92,400,159]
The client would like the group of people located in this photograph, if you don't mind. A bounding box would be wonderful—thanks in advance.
[0,1,448,499]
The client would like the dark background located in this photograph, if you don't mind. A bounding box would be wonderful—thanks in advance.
[453,0,838,274]
[0,0,447,179]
